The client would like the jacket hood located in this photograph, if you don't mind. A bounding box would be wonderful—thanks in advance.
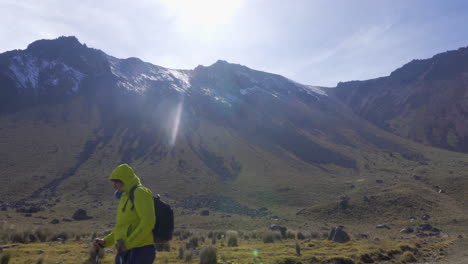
[109,164,142,193]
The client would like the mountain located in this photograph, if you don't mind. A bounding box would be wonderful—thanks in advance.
[0,37,467,231]
[334,47,468,153]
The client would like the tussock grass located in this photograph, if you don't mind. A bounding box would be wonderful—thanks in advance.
[199,245,217,264]
[0,230,452,264]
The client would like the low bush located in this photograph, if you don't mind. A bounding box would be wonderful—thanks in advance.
[1,253,11,264]
[296,232,306,240]
[227,231,238,247]
[263,233,274,243]
[200,245,217,264]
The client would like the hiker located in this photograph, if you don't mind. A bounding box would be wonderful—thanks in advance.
[93,164,156,264]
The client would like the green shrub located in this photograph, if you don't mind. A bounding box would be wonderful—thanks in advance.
[310,232,320,239]
[187,237,199,249]
[286,231,295,240]
[262,233,274,243]
[10,232,26,243]
[279,227,287,238]
[295,241,301,256]
[323,257,354,264]
[34,229,49,242]
[227,233,238,247]
[400,252,417,263]
[199,245,217,264]
[184,250,193,262]
[178,246,185,260]
[276,257,300,264]
[296,232,306,240]
[1,253,11,264]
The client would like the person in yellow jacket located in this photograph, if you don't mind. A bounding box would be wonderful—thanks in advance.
[93,164,156,264]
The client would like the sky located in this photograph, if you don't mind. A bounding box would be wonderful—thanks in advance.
[1,0,468,87]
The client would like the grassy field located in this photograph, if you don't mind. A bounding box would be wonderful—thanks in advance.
[0,228,456,264]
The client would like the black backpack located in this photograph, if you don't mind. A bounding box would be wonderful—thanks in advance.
[125,185,174,243]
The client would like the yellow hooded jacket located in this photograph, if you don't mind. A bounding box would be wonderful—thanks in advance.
[104,164,155,250]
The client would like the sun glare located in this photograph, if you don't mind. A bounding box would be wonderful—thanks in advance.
[160,0,244,31]
[169,100,183,147]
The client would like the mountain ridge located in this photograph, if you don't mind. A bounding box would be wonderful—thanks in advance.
[0,36,467,233]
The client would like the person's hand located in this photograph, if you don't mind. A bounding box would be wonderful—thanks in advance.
[93,238,105,250]
[116,239,127,253]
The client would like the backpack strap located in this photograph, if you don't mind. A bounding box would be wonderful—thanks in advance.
[122,185,143,212]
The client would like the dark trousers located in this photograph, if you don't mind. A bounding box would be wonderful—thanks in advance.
[115,244,156,264]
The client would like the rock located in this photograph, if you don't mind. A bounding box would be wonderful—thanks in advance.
[416,223,432,231]
[339,199,349,210]
[439,233,449,238]
[72,209,92,220]
[1,206,7,211]
[458,235,463,239]
[376,180,384,184]
[400,227,414,233]
[62,218,73,222]
[25,213,32,217]
[416,232,428,237]
[328,226,350,243]
[269,224,285,231]
[409,216,416,221]
[50,219,60,224]
[421,214,430,220]
[37,250,44,254]
[200,210,210,216]
[376,224,390,229]
[438,189,445,193]
[362,196,370,202]
[358,233,369,239]
[431,227,441,233]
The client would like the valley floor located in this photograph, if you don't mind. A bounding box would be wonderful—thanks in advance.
[0,235,459,264]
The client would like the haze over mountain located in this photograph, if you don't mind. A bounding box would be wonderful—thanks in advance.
[0,37,466,231]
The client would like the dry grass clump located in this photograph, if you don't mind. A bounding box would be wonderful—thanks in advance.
[226,231,238,247]
[1,253,11,264]
[199,245,217,264]
[399,251,417,263]
[262,232,275,243]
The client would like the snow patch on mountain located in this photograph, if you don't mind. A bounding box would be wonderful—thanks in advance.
[8,54,85,93]
[108,56,192,93]
[304,85,328,96]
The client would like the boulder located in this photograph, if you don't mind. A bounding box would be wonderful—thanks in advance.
[416,223,432,231]
[200,210,210,216]
[375,224,390,229]
[339,199,349,210]
[50,219,60,224]
[328,226,350,243]
[421,214,430,220]
[269,224,285,231]
[400,227,414,233]
[72,209,92,220]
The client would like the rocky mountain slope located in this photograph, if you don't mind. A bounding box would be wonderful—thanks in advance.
[334,47,468,153]
[0,37,466,231]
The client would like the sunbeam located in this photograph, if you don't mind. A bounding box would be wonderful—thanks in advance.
[169,100,183,147]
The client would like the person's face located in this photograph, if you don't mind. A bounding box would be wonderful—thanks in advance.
[112,180,124,191]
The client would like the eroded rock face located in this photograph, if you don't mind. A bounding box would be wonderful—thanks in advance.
[328,226,350,243]
[72,209,92,220]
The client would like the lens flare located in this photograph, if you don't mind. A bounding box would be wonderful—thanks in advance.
[169,101,183,147]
